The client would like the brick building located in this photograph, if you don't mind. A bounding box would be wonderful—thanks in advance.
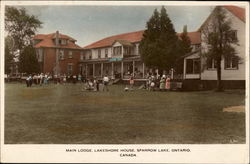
[33,31,83,76]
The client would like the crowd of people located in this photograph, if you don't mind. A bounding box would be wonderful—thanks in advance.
[25,73,85,87]
[24,72,177,92]
[84,75,110,92]
[145,74,171,91]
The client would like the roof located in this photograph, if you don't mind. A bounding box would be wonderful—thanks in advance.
[84,30,144,49]
[198,5,245,31]
[84,30,201,49]
[224,5,245,22]
[112,40,133,47]
[33,33,81,49]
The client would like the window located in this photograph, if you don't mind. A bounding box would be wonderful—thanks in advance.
[105,49,108,58]
[186,58,200,74]
[207,57,217,69]
[186,59,193,74]
[60,39,67,45]
[68,51,73,58]
[98,49,101,58]
[59,50,64,60]
[225,56,238,69]
[67,64,73,75]
[124,47,131,55]
[113,46,122,55]
[89,53,92,60]
[228,30,237,42]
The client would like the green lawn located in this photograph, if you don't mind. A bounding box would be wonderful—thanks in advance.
[4,83,245,144]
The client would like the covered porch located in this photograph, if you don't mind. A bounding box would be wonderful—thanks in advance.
[79,56,146,80]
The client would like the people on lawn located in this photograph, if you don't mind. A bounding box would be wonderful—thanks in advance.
[26,74,33,87]
[129,74,134,90]
[165,75,171,91]
[103,75,109,91]
[160,75,166,91]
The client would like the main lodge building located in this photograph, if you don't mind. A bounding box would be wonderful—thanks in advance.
[32,5,246,89]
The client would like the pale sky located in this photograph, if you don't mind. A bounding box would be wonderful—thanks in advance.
[15,5,213,47]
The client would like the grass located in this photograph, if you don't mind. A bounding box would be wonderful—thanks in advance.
[4,83,246,144]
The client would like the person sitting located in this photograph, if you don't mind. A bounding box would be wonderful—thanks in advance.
[84,79,94,91]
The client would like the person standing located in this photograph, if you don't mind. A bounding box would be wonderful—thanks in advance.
[73,75,77,84]
[63,74,67,85]
[26,76,30,87]
[160,75,166,91]
[165,75,171,91]
[78,74,82,83]
[129,74,134,90]
[40,73,44,86]
[103,75,109,91]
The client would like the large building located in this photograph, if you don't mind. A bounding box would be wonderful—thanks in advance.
[33,5,246,89]
[80,30,201,80]
[33,31,83,76]
[182,5,245,89]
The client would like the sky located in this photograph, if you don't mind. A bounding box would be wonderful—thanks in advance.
[16,5,213,47]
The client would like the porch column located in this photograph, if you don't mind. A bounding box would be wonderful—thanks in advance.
[111,62,114,77]
[101,63,104,77]
[93,63,95,77]
[183,59,186,79]
[132,61,135,76]
[85,64,88,78]
[142,63,145,78]
[121,61,124,79]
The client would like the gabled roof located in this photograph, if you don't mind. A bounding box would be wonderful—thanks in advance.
[84,30,144,49]
[33,33,82,49]
[84,30,201,49]
[224,5,245,22]
[198,5,245,31]
[112,40,133,47]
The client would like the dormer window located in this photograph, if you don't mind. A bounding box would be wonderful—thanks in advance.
[59,39,67,45]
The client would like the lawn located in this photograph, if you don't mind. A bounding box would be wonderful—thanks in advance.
[4,83,245,144]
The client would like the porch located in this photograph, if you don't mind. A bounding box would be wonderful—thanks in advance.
[79,56,146,80]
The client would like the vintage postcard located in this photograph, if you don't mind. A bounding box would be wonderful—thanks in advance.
[0,1,249,163]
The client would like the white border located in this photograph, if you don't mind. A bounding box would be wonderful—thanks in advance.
[0,1,249,163]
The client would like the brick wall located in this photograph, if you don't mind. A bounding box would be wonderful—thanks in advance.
[42,48,81,75]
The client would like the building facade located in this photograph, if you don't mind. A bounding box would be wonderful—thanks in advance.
[183,6,245,89]
[33,31,83,76]
[80,30,201,80]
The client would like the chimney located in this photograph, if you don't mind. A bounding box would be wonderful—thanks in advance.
[55,30,59,46]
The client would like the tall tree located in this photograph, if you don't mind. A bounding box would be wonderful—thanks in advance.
[202,6,239,91]
[175,25,193,74]
[5,37,14,74]
[139,6,182,73]
[4,38,14,74]
[5,6,42,52]
[180,25,192,54]
[19,45,40,74]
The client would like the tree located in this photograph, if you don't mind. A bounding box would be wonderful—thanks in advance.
[180,25,192,54]
[175,25,193,74]
[202,6,239,91]
[5,37,14,74]
[139,6,182,73]
[19,45,40,74]
[5,6,42,52]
